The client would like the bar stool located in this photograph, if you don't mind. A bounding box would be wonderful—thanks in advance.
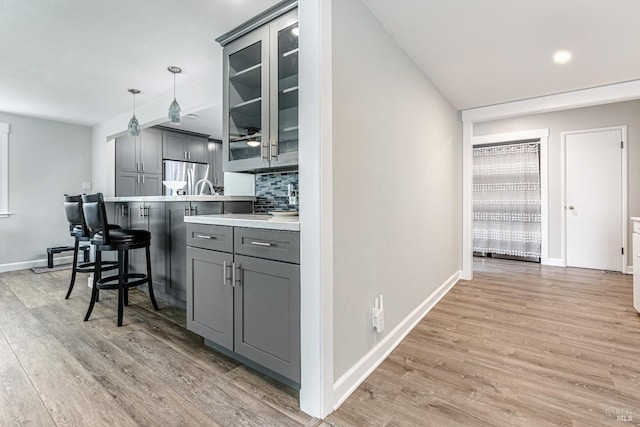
[82,193,159,326]
[63,194,119,299]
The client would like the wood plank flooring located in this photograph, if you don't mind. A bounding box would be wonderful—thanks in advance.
[0,268,322,426]
[326,259,640,426]
[2,259,639,425]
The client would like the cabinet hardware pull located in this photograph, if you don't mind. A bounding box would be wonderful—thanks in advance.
[121,205,125,217]
[271,140,278,161]
[196,235,213,240]
[137,175,140,184]
[136,162,140,171]
[142,175,145,184]
[188,152,191,160]
[184,206,190,216]
[141,162,145,171]
[223,261,232,286]
[184,151,187,160]
[145,206,149,217]
[250,241,272,247]
[139,205,143,218]
[261,140,269,162]
[190,206,197,215]
[234,263,242,287]
[231,262,236,287]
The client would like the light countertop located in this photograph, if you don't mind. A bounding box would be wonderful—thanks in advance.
[184,213,300,231]
[104,195,256,203]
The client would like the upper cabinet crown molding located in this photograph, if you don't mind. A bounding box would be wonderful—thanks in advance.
[215,0,298,47]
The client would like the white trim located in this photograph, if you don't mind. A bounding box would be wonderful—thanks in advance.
[462,79,640,123]
[461,81,640,280]
[298,0,334,418]
[560,126,628,272]
[0,122,10,217]
[541,258,566,267]
[0,255,73,273]
[626,266,633,275]
[471,129,549,263]
[332,271,461,411]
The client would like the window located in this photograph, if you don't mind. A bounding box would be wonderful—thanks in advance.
[0,122,9,217]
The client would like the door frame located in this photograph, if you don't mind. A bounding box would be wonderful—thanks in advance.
[560,125,628,271]
[472,128,550,263]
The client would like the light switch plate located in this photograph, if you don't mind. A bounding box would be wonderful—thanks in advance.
[81,181,92,190]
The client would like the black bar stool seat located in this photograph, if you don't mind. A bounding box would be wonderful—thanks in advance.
[82,193,159,326]
[63,194,119,300]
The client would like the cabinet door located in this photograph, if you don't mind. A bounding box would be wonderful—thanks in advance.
[185,136,207,163]
[116,171,139,197]
[186,246,234,350]
[223,26,270,172]
[139,174,162,196]
[146,202,166,292]
[234,255,300,382]
[140,128,163,174]
[269,10,299,169]
[166,203,191,300]
[115,134,139,172]
[163,131,186,161]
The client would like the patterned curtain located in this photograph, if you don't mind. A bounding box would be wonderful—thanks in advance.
[473,142,541,258]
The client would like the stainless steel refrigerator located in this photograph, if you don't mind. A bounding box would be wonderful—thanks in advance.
[163,160,211,195]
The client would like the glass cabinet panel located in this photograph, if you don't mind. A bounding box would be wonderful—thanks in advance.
[228,41,263,162]
[276,22,298,158]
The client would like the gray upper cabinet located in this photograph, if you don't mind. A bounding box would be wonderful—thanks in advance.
[222,8,298,173]
[115,128,163,196]
[163,130,208,163]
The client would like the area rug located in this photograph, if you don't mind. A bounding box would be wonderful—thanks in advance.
[31,263,73,274]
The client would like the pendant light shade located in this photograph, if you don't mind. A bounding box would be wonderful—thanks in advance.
[127,88,141,137]
[167,66,182,125]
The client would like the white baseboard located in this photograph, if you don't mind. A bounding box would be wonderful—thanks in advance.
[0,255,74,273]
[626,265,633,275]
[332,270,461,411]
[541,257,565,267]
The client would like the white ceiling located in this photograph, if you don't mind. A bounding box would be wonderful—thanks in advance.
[2,0,639,133]
[362,0,640,110]
[0,0,279,130]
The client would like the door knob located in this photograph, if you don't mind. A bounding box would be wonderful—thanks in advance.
[568,206,575,210]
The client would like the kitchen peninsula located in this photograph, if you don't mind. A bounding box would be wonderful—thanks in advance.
[104,195,255,303]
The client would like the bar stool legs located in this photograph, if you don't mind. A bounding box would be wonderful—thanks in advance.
[65,240,81,300]
[146,246,159,311]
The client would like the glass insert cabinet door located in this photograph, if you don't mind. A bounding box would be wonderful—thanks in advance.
[222,9,298,172]
[269,12,298,168]
[224,26,270,171]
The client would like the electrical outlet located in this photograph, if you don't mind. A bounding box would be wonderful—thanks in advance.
[81,181,92,190]
[372,294,385,332]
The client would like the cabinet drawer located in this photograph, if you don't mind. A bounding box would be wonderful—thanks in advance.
[234,228,299,264]
[633,221,640,234]
[186,224,233,252]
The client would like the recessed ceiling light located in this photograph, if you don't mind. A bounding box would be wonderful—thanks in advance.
[185,113,199,120]
[553,50,572,64]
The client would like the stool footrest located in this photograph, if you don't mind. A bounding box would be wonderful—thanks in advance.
[97,273,149,290]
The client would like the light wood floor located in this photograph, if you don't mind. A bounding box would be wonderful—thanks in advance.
[2,260,640,426]
[0,268,323,426]
[326,259,640,426]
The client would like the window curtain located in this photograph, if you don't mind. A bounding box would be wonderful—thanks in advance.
[473,142,541,258]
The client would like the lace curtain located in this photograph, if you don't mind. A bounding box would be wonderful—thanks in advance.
[473,142,541,258]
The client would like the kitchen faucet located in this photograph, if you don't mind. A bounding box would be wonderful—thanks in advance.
[195,178,216,195]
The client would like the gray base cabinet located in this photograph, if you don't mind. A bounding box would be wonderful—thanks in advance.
[128,202,166,291]
[186,224,300,383]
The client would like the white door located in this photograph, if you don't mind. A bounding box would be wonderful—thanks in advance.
[565,128,623,271]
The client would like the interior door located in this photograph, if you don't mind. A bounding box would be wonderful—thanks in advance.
[565,129,623,271]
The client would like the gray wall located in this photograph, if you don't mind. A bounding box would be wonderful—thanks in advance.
[474,99,640,266]
[332,0,461,380]
[0,111,92,267]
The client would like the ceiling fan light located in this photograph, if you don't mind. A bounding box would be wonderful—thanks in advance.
[246,139,261,147]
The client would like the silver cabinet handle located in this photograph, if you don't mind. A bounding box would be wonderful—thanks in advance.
[195,234,213,240]
[139,205,143,218]
[271,139,278,161]
[261,140,269,162]
[184,151,188,160]
[190,206,197,215]
[184,206,190,216]
[250,241,272,247]
[141,162,145,171]
[223,261,232,286]
[120,204,126,217]
[568,206,575,210]
[234,263,242,287]
[142,175,145,184]
[136,162,140,171]
[137,175,140,184]
[188,152,191,160]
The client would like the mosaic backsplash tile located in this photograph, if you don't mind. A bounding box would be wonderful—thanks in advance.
[254,171,299,213]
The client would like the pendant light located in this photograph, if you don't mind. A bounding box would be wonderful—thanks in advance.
[127,89,141,137]
[167,66,182,125]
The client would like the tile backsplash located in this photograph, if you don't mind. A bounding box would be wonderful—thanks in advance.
[254,171,298,213]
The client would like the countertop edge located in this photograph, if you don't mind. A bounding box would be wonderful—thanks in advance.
[185,214,300,231]
[104,196,256,202]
